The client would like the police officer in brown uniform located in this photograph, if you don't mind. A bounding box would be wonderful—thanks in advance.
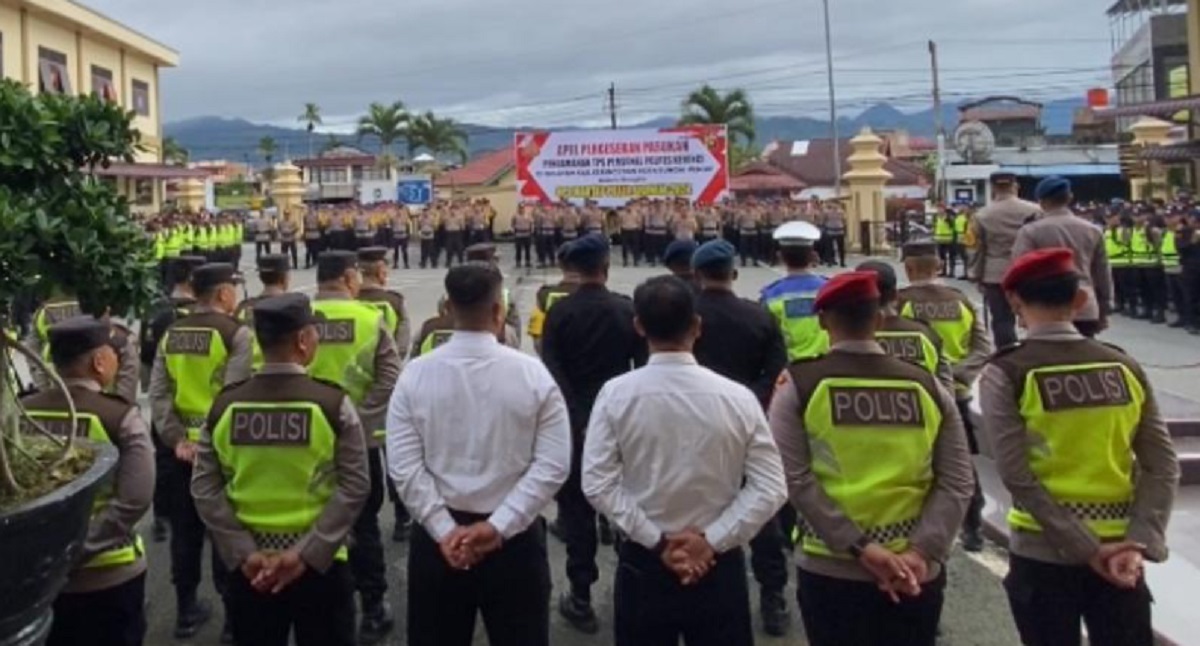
[644,204,669,266]
[304,209,323,269]
[512,206,535,269]
[443,209,466,267]
[278,216,299,269]
[356,247,412,362]
[980,248,1178,646]
[619,207,643,267]
[737,207,762,268]
[389,209,410,269]
[32,318,154,646]
[192,294,369,646]
[417,210,438,269]
[970,171,1041,347]
[234,254,291,322]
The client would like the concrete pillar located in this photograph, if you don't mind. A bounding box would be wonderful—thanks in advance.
[270,162,305,224]
[1130,117,1173,201]
[176,177,205,213]
[842,127,893,253]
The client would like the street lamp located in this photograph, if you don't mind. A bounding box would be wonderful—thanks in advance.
[822,0,840,197]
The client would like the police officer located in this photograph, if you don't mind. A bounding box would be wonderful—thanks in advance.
[30,318,153,646]
[541,234,647,633]
[643,204,669,266]
[529,242,580,356]
[417,209,438,269]
[769,271,973,646]
[1131,209,1167,324]
[353,209,375,251]
[856,260,955,392]
[953,209,971,279]
[303,208,323,269]
[465,243,522,348]
[277,215,299,269]
[513,205,534,269]
[619,207,643,267]
[253,212,273,259]
[27,294,140,404]
[388,208,409,269]
[980,248,1179,646]
[662,239,699,292]
[412,296,454,358]
[971,171,1039,345]
[1105,211,1135,316]
[736,206,761,267]
[933,209,956,276]
[1162,209,1185,327]
[235,254,292,321]
[149,262,253,640]
[1179,209,1200,334]
[760,221,829,361]
[191,294,368,646]
[311,250,402,644]
[896,241,994,550]
[690,240,792,637]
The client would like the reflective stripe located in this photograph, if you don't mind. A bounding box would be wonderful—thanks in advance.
[85,535,145,568]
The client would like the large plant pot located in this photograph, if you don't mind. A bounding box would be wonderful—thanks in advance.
[0,443,118,646]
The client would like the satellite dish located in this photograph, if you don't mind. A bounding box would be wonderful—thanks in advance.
[953,121,996,164]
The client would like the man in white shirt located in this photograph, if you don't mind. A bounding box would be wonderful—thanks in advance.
[386,263,571,646]
[582,275,788,646]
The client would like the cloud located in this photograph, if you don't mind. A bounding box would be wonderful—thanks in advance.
[89,0,1112,126]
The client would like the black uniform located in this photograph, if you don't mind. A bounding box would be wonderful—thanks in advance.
[541,283,647,607]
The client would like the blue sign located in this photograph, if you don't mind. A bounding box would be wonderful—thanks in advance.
[398,175,433,205]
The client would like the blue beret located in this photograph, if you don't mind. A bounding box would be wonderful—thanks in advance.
[663,239,698,266]
[564,233,609,264]
[692,239,736,270]
[1034,176,1071,201]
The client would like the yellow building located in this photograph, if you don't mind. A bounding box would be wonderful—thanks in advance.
[434,146,518,232]
[0,0,198,213]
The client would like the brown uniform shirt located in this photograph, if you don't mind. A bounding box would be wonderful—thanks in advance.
[1012,207,1112,322]
[971,195,1041,284]
[358,285,412,361]
[897,280,993,391]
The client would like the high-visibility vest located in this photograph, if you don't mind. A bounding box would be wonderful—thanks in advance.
[154,232,166,260]
[308,299,383,405]
[164,230,183,258]
[789,354,942,558]
[898,292,974,367]
[22,386,145,569]
[762,276,831,361]
[162,312,239,441]
[876,329,940,376]
[208,374,348,562]
[417,329,453,356]
[991,340,1143,539]
[1105,229,1132,267]
[954,214,969,236]
[1161,230,1179,269]
[34,299,82,347]
[933,217,955,243]
[1130,227,1155,267]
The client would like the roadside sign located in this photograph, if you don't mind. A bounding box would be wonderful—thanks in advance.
[398,175,433,205]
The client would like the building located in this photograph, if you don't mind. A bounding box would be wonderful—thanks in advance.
[294,145,398,202]
[762,138,930,200]
[729,162,805,199]
[435,146,517,232]
[957,97,1045,148]
[0,0,200,213]
[1108,0,1190,132]
[1072,106,1120,144]
[942,144,1124,203]
[187,159,252,184]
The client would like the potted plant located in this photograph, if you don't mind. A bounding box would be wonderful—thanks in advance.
[0,79,158,645]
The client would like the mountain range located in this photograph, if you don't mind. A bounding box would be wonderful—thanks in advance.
[165,97,1086,165]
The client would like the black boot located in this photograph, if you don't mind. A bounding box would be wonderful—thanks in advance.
[558,591,599,634]
[359,597,394,645]
[1169,318,1187,328]
[761,588,790,637]
[174,591,212,639]
[152,516,168,543]
[548,518,567,542]
[1152,311,1167,324]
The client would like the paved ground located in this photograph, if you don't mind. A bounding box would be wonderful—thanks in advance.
[101,244,1200,644]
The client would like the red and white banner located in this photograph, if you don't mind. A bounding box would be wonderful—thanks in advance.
[514,125,729,207]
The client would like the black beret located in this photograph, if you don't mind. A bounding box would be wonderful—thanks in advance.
[317,251,358,282]
[192,263,242,294]
[901,240,939,260]
[356,247,389,264]
[252,293,317,338]
[990,171,1018,185]
[465,243,497,261]
[256,254,290,274]
[663,240,698,267]
[692,239,736,271]
[565,234,610,264]
[48,316,124,368]
[555,241,574,264]
[856,260,897,293]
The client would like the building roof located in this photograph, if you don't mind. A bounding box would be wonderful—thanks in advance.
[764,138,929,187]
[1140,140,1200,161]
[17,0,179,66]
[435,146,514,187]
[293,155,378,169]
[1106,0,1185,16]
[92,162,209,179]
[1095,95,1200,118]
[944,144,1119,167]
[730,162,806,192]
[958,96,1043,123]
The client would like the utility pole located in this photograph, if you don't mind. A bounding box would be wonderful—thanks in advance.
[822,0,840,196]
[929,40,946,203]
[607,82,618,130]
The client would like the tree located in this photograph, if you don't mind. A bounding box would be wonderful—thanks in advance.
[258,136,277,182]
[406,111,469,164]
[162,136,189,165]
[728,143,760,172]
[678,85,756,146]
[0,79,157,501]
[357,101,408,159]
[298,103,322,159]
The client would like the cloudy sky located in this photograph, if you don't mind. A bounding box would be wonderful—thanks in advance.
[90,0,1115,130]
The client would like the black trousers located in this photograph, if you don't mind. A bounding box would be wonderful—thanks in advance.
[953,243,969,276]
[937,243,956,276]
[747,509,788,592]
[797,567,946,646]
[738,232,758,266]
[408,515,551,646]
[514,236,532,266]
[983,283,1019,348]
[621,230,641,266]
[445,232,465,266]
[305,238,322,268]
[614,543,752,646]
[644,232,667,265]
[255,241,272,258]
[169,460,227,602]
[1005,555,1153,646]
[392,237,409,268]
[536,234,555,266]
[1167,272,1184,318]
[957,398,984,533]
[1182,265,1200,328]
[355,235,374,251]
[420,238,438,268]
[280,241,298,269]
[350,447,387,604]
[227,563,355,646]
[1136,266,1167,315]
[556,434,598,597]
[827,234,847,267]
[150,427,173,521]
[48,573,146,646]
[1112,267,1134,312]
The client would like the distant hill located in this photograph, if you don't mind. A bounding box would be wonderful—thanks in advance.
[166,97,1085,165]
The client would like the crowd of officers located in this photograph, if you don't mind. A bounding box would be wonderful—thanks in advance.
[16,182,1181,646]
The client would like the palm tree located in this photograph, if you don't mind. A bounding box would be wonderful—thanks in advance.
[162,137,189,165]
[357,101,408,159]
[406,111,469,164]
[258,136,277,182]
[678,85,756,146]
[298,103,322,159]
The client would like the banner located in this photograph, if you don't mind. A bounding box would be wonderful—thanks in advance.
[514,125,728,206]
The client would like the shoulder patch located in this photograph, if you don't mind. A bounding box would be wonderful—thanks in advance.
[216,377,251,396]
[1099,341,1127,355]
[986,342,1023,363]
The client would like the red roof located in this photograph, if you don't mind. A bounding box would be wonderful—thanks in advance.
[730,162,806,192]
[435,146,514,187]
[765,139,929,187]
[92,162,209,179]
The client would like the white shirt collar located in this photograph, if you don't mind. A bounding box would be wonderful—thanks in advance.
[449,331,499,346]
[648,352,697,366]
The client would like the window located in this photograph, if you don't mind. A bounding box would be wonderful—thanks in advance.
[91,65,116,102]
[318,168,348,183]
[132,79,150,116]
[38,47,71,95]
[133,178,154,206]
